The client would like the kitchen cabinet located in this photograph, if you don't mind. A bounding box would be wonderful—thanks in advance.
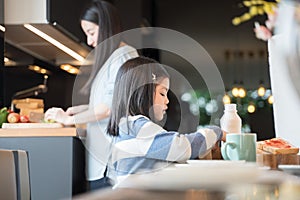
[0,128,87,200]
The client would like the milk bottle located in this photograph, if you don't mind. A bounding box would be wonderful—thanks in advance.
[220,103,242,133]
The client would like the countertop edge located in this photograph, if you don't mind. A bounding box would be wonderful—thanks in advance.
[0,127,77,137]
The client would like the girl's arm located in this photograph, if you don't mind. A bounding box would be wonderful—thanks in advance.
[115,118,223,163]
[141,125,223,162]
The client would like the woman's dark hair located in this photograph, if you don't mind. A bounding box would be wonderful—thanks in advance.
[80,0,122,94]
[107,56,170,136]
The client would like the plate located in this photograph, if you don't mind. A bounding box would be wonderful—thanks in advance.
[186,159,246,165]
[116,161,260,190]
[175,160,246,168]
[278,165,300,176]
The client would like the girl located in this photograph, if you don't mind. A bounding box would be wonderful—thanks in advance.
[107,57,226,186]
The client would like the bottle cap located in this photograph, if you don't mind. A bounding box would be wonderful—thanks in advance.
[224,103,237,111]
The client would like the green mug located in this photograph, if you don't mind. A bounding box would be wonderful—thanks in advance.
[221,133,257,162]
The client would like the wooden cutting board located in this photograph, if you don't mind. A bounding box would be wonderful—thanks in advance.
[1,123,63,129]
[257,149,300,169]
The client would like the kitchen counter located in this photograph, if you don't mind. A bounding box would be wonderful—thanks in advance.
[0,127,86,200]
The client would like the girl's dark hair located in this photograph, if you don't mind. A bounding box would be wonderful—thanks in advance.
[80,0,122,94]
[107,56,170,136]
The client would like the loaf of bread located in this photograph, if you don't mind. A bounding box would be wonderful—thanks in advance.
[12,98,44,116]
[257,138,299,154]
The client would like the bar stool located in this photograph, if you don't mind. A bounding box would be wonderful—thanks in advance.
[0,149,31,200]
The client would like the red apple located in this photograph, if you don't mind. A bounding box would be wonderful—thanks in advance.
[7,112,20,123]
[20,115,29,123]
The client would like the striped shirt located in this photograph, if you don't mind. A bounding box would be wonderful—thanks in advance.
[108,115,223,186]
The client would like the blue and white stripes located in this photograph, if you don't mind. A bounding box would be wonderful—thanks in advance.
[108,115,223,185]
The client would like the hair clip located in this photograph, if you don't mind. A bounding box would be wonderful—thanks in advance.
[152,73,156,81]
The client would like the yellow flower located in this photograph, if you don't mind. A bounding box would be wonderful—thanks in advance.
[232,17,241,26]
[232,0,280,26]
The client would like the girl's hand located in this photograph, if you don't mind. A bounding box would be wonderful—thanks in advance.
[222,130,227,142]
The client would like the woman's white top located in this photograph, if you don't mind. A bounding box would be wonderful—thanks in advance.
[85,45,138,181]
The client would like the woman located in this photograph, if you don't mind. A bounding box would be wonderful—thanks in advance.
[45,0,139,190]
[106,57,226,187]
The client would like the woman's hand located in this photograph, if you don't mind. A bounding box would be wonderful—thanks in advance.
[45,104,110,125]
[253,10,277,41]
[45,107,75,126]
[254,24,273,41]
